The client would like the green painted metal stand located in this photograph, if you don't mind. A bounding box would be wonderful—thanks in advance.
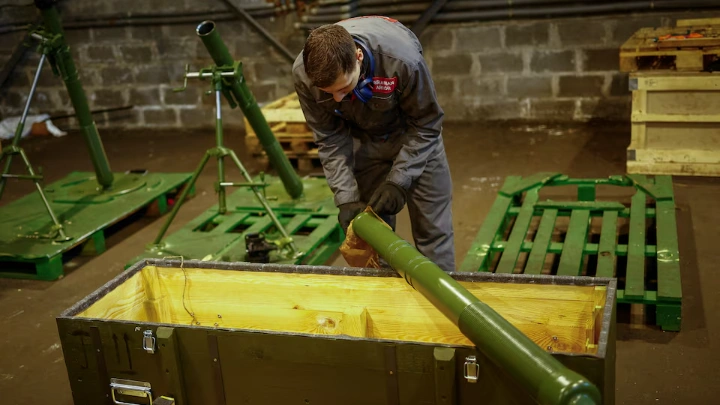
[133,20,342,267]
[460,173,682,332]
[0,1,193,280]
[0,171,193,280]
[131,175,342,266]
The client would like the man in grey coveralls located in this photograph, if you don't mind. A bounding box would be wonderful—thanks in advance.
[292,16,455,272]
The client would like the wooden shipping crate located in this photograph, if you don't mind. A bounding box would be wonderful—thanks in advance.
[619,24,720,72]
[627,72,720,176]
[245,93,319,171]
[57,260,617,405]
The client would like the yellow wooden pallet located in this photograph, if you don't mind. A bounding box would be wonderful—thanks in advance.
[244,92,312,139]
[619,25,720,72]
[244,93,320,171]
[627,72,720,176]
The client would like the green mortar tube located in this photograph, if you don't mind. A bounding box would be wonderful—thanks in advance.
[34,0,114,188]
[352,212,602,405]
[195,20,304,200]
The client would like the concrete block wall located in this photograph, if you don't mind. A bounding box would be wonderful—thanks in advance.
[0,2,714,127]
[0,0,300,130]
[419,12,701,121]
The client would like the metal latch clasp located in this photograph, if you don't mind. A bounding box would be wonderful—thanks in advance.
[110,378,152,405]
[464,355,479,383]
[142,330,155,354]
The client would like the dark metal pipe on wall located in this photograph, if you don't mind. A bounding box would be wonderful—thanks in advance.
[298,0,720,27]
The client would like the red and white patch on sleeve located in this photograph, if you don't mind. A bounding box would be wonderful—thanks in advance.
[372,77,397,94]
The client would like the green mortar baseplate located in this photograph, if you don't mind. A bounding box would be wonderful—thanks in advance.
[460,173,682,332]
[129,175,343,267]
[0,171,193,281]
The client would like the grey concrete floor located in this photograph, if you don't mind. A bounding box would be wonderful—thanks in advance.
[0,122,718,404]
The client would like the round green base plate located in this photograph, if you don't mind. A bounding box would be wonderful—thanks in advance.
[47,172,148,203]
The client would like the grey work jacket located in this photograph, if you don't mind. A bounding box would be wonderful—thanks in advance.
[292,16,444,207]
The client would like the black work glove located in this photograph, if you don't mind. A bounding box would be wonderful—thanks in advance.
[368,182,407,216]
[338,201,366,233]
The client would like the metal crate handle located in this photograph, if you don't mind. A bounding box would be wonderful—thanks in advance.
[110,378,153,405]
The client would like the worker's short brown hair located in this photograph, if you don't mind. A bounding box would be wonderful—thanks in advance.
[303,24,357,88]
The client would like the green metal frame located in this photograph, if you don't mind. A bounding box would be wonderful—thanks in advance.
[0,1,194,280]
[134,20,342,267]
[0,171,193,280]
[131,175,343,266]
[460,173,682,332]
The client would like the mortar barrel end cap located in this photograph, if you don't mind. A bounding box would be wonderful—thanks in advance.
[197,20,216,36]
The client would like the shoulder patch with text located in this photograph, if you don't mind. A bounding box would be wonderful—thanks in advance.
[372,77,397,94]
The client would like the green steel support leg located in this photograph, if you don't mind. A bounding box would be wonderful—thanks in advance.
[656,304,681,332]
[578,184,596,202]
[18,148,70,241]
[155,194,169,216]
[215,89,227,214]
[153,153,212,245]
[37,254,63,281]
[0,151,13,200]
[0,53,46,201]
[81,230,106,256]
[227,150,299,256]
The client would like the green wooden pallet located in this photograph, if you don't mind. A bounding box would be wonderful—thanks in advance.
[0,171,193,281]
[460,173,682,331]
[129,175,343,267]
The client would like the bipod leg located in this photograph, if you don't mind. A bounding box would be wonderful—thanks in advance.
[214,88,227,214]
[0,53,47,201]
[0,151,13,200]
[152,152,212,245]
[227,150,300,257]
[18,148,70,241]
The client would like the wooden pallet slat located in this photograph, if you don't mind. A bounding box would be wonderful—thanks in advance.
[556,210,591,276]
[596,211,618,279]
[653,176,682,302]
[625,188,648,299]
[459,176,521,272]
[463,173,683,331]
[496,188,540,274]
[524,209,557,275]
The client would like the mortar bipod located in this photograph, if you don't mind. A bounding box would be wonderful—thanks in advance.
[0,39,70,241]
[151,64,301,259]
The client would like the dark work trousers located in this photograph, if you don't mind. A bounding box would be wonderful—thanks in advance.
[352,132,455,272]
